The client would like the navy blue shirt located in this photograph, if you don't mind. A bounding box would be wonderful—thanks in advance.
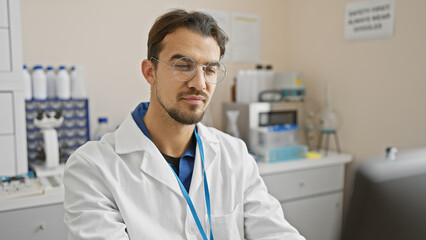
[131,102,195,192]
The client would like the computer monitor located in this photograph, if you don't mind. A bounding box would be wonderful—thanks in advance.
[341,147,426,240]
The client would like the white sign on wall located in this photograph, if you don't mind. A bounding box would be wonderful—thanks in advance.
[231,12,261,63]
[344,0,395,42]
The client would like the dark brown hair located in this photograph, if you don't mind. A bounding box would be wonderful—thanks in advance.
[147,9,228,63]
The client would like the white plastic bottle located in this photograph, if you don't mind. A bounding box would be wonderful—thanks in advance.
[71,66,88,99]
[93,117,109,140]
[32,65,47,100]
[46,66,56,99]
[23,65,33,100]
[56,65,71,100]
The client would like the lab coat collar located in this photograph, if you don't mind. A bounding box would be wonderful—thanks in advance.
[114,114,182,196]
[114,113,221,198]
[189,123,221,198]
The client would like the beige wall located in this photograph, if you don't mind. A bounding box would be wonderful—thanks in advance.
[278,0,426,161]
[21,0,426,166]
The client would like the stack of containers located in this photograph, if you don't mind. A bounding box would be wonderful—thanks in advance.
[22,64,87,100]
[252,124,307,162]
[235,65,274,103]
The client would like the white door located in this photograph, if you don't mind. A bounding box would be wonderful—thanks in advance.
[282,192,343,240]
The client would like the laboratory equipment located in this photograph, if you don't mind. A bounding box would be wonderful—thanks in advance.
[254,144,307,162]
[225,110,240,138]
[273,72,305,101]
[235,65,274,103]
[0,177,43,200]
[33,108,64,169]
[26,99,90,164]
[316,82,341,155]
[251,124,306,162]
[303,110,316,150]
[223,102,304,152]
[0,175,64,200]
[93,117,109,140]
[342,147,426,240]
[253,124,298,148]
[385,146,398,161]
[258,90,284,102]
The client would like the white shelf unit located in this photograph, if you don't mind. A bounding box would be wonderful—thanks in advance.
[0,0,28,176]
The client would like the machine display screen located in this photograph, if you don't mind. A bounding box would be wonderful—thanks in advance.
[258,110,297,126]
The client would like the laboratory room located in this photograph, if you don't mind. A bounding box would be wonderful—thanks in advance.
[1,0,426,239]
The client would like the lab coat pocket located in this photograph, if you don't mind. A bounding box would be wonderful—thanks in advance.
[209,203,244,240]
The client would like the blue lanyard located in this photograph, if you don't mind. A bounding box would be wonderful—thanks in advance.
[169,127,213,240]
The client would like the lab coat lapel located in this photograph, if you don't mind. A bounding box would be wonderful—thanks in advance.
[189,124,220,199]
[139,149,184,198]
[114,114,184,198]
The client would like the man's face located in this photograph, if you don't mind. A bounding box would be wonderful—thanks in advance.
[152,27,221,125]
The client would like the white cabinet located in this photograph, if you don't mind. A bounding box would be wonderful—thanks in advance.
[0,203,67,239]
[282,192,343,240]
[0,0,8,27]
[0,188,66,239]
[0,135,16,171]
[258,153,351,240]
[0,28,11,72]
[0,92,14,134]
[0,0,27,176]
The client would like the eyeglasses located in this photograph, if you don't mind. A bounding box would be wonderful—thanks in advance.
[150,57,226,84]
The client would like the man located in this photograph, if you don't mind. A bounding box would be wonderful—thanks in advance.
[64,9,305,240]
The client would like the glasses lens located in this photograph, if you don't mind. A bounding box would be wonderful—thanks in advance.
[172,57,197,81]
[205,62,226,84]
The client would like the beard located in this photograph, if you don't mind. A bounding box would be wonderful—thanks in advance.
[156,88,208,125]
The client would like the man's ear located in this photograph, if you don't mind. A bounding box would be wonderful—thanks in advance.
[141,59,155,85]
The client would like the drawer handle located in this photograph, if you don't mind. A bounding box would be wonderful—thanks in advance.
[39,224,46,230]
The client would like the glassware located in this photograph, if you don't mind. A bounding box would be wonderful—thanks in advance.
[226,110,240,138]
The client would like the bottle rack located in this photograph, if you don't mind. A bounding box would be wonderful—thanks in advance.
[25,99,90,164]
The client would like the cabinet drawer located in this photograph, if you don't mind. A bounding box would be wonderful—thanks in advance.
[262,165,344,201]
[0,203,67,240]
[282,192,343,240]
[0,92,14,134]
[0,0,8,27]
[0,28,11,72]
[0,135,15,173]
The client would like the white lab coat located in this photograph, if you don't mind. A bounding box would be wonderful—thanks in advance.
[64,114,305,240]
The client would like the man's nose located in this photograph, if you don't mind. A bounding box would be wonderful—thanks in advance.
[187,66,207,90]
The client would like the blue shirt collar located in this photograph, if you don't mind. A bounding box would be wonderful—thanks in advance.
[131,102,196,159]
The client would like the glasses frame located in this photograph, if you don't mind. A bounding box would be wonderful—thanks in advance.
[150,57,226,84]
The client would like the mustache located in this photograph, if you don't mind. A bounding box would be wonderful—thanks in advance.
[177,90,209,100]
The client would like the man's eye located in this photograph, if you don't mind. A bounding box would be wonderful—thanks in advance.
[205,66,217,75]
[175,64,193,71]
